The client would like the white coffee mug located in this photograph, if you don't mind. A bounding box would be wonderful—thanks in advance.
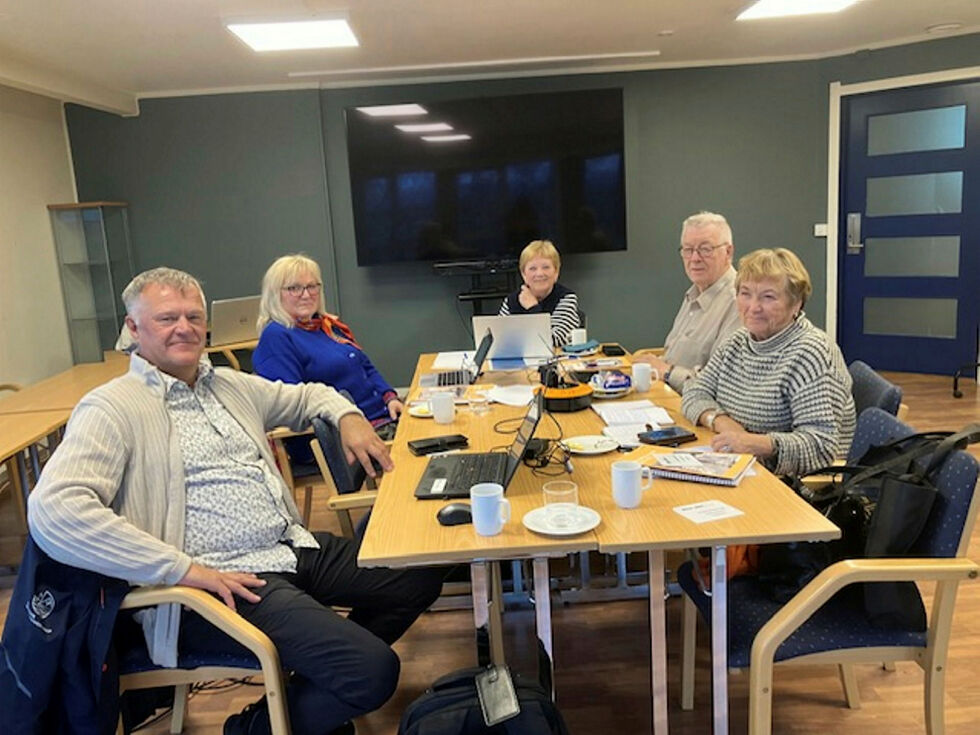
[611,460,653,509]
[430,391,455,424]
[570,327,588,345]
[632,362,653,393]
[470,482,511,536]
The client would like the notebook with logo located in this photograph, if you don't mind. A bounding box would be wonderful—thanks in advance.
[419,329,493,388]
[414,392,543,499]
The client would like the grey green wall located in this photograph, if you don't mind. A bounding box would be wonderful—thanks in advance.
[66,33,980,386]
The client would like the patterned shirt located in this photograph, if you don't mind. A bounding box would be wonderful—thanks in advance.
[162,362,318,574]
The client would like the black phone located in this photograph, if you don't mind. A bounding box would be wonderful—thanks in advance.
[638,426,698,447]
[602,343,626,356]
[408,434,469,456]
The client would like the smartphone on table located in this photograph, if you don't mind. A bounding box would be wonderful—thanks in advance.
[638,426,697,447]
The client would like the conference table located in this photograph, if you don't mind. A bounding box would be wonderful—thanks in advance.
[358,353,840,735]
[0,352,129,415]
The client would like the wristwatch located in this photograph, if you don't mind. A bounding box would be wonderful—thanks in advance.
[704,409,728,431]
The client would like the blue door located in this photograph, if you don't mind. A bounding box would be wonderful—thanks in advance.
[839,80,980,375]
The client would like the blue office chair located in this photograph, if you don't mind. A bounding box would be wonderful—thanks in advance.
[309,416,375,539]
[848,360,903,417]
[677,408,979,734]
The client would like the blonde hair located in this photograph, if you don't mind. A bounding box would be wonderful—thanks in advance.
[736,248,812,307]
[519,240,561,273]
[257,254,328,332]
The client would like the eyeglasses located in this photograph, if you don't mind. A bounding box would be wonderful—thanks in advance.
[678,244,727,259]
[282,283,322,296]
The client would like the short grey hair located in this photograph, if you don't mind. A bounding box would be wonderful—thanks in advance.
[257,254,327,332]
[121,267,206,316]
[681,211,733,246]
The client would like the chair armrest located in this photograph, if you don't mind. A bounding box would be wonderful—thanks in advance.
[268,426,313,440]
[751,557,979,668]
[798,459,847,490]
[120,586,279,665]
[326,491,379,511]
[632,347,665,357]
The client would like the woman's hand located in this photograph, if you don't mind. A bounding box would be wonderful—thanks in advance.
[710,416,774,458]
[517,284,539,310]
[387,398,405,421]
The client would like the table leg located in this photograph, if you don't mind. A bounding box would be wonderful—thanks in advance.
[4,457,27,530]
[532,557,554,696]
[471,561,506,666]
[711,545,728,735]
[16,452,31,510]
[647,550,668,735]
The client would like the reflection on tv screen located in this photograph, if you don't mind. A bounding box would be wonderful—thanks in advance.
[345,88,626,266]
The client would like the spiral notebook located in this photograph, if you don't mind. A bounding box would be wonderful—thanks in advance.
[640,447,756,487]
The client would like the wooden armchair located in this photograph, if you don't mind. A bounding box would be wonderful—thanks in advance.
[117,586,290,735]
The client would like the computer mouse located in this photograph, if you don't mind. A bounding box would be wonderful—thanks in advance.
[436,502,473,526]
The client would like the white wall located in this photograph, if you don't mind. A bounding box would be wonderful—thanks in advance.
[0,84,76,385]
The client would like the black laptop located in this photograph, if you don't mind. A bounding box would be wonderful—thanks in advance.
[414,392,543,499]
[419,329,493,389]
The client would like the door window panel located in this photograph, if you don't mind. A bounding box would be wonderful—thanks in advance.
[867,105,966,156]
[865,172,962,216]
[864,236,960,277]
[864,297,957,338]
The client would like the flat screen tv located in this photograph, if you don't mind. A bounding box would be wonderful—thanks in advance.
[345,88,626,267]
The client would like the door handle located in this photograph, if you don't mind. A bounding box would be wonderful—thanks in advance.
[846,212,862,254]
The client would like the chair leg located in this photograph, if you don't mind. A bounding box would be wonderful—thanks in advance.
[924,658,946,735]
[170,683,189,734]
[838,664,861,709]
[301,485,313,527]
[748,653,775,735]
[338,509,355,538]
[681,594,696,710]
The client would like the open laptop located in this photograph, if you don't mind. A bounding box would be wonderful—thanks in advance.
[472,314,552,364]
[419,329,493,388]
[414,392,543,499]
[210,295,261,346]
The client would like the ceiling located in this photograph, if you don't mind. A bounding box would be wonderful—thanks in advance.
[1,1,979,116]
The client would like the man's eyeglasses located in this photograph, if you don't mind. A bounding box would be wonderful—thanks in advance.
[678,244,726,259]
[282,283,322,296]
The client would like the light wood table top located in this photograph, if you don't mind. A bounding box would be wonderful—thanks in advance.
[359,354,684,568]
[0,358,128,415]
[0,409,70,462]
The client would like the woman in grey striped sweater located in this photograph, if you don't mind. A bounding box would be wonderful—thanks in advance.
[682,248,855,477]
[499,239,580,346]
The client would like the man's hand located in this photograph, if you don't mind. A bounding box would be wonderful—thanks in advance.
[178,562,266,611]
[339,413,394,476]
[517,284,539,310]
[633,353,670,378]
[387,398,405,421]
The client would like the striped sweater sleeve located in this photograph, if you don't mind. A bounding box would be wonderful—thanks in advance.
[549,292,580,346]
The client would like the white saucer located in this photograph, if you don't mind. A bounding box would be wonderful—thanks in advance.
[562,435,620,455]
[408,403,433,418]
[522,505,601,536]
[591,387,631,400]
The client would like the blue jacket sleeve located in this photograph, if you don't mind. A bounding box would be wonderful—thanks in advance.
[253,325,306,385]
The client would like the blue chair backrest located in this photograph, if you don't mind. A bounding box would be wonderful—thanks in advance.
[848,360,902,417]
[847,406,915,462]
[311,417,366,496]
[912,448,978,558]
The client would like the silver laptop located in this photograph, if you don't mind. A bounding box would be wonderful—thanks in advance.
[419,329,493,388]
[414,392,543,499]
[210,295,260,346]
[472,314,552,361]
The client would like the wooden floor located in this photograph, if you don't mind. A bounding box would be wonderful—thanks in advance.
[1,372,977,734]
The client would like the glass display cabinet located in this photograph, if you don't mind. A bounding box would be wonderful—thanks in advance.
[48,202,133,364]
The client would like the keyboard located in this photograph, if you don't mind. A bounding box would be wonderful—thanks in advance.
[447,452,508,492]
[437,370,470,386]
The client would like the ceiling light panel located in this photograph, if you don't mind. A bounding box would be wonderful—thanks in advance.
[395,123,453,133]
[356,104,428,117]
[227,19,359,52]
[422,134,472,143]
[737,0,861,21]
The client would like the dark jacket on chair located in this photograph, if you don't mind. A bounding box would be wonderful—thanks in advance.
[0,536,128,735]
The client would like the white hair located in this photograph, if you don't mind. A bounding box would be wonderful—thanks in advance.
[121,267,205,316]
[681,211,733,246]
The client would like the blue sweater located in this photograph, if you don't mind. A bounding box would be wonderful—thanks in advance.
[253,321,395,429]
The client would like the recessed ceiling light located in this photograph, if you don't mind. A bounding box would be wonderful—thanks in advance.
[926,22,964,34]
[356,104,428,117]
[737,0,861,21]
[657,29,676,37]
[226,19,358,52]
[395,123,454,133]
[421,134,472,143]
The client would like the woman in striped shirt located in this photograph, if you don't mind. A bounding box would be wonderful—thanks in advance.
[499,240,581,347]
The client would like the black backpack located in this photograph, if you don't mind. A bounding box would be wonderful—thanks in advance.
[758,422,980,629]
[399,642,569,735]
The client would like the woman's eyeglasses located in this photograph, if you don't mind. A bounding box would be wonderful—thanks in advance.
[282,283,322,296]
